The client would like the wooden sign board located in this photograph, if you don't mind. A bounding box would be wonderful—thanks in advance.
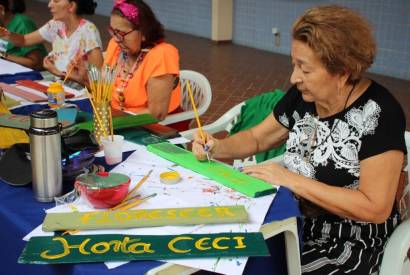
[0,108,79,130]
[75,113,159,131]
[147,143,276,198]
[16,80,75,98]
[42,205,248,231]
[0,82,46,102]
[19,232,269,264]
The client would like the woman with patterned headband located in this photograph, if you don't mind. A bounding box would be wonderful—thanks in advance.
[193,5,406,274]
[0,0,103,78]
[71,0,181,121]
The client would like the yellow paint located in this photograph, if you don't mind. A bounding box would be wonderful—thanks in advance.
[194,237,212,251]
[233,236,246,249]
[160,171,181,184]
[114,212,131,222]
[166,209,177,219]
[76,206,241,225]
[212,237,230,250]
[40,236,156,260]
[215,207,235,217]
[128,242,155,254]
[108,240,122,252]
[95,211,111,224]
[198,208,212,218]
[90,242,111,254]
[80,212,98,224]
[149,209,162,219]
[168,236,193,253]
[40,237,91,260]
[180,208,193,218]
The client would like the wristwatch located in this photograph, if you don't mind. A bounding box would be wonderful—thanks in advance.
[0,51,7,59]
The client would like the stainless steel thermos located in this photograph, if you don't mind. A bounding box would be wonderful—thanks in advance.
[29,109,62,202]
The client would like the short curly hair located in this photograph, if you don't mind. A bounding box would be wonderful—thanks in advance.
[292,5,376,84]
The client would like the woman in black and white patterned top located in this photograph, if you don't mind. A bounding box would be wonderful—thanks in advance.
[192,5,407,275]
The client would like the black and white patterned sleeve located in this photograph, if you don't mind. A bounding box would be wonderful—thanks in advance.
[273,86,300,130]
[358,90,407,160]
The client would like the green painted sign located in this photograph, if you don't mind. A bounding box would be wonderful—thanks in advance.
[75,113,158,132]
[147,143,276,198]
[42,206,248,232]
[19,233,269,264]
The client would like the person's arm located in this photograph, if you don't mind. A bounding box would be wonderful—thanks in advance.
[5,49,44,70]
[0,27,44,47]
[43,55,64,77]
[192,114,289,161]
[86,47,103,68]
[243,150,404,223]
[144,74,176,120]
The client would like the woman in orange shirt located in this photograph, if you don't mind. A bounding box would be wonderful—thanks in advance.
[73,0,181,120]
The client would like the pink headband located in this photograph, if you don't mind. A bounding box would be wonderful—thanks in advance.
[114,0,140,26]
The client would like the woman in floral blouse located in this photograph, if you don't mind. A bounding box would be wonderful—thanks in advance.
[0,0,103,77]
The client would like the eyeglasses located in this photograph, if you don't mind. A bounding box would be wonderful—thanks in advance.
[108,26,136,42]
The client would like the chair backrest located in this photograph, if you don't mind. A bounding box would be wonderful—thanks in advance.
[379,131,410,275]
[160,70,212,125]
[403,131,410,215]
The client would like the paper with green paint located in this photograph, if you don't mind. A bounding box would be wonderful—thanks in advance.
[19,233,269,264]
[147,143,276,198]
[42,205,248,231]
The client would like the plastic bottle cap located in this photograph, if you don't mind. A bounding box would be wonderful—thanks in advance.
[160,171,181,184]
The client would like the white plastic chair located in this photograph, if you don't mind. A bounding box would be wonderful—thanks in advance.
[380,131,410,275]
[160,70,212,126]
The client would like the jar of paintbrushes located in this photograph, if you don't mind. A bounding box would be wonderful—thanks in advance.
[86,65,116,144]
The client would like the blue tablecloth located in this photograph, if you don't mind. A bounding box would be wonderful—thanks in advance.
[1,103,301,275]
[0,71,43,84]
[0,176,299,275]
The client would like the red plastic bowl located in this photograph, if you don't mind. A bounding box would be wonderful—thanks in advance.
[75,172,130,209]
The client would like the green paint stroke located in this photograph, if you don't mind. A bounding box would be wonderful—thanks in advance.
[147,143,276,198]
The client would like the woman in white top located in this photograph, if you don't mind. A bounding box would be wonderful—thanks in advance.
[0,0,103,78]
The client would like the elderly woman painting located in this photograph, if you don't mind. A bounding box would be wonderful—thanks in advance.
[193,5,406,274]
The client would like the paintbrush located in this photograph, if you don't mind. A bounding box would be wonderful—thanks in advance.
[122,169,153,202]
[186,80,211,162]
[112,193,157,212]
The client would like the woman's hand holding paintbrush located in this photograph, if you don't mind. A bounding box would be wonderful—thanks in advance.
[192,130,218,162]
[62,51,89,85]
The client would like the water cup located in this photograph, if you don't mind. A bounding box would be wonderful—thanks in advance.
[101,135,124,165]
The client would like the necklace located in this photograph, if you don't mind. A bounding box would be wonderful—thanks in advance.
[304,82,357,162]
[115,49,148,110]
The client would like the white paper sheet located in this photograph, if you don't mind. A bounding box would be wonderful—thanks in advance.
[0,58,32,75]
[24,144,276,275]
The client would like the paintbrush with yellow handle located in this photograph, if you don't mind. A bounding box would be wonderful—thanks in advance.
[111,193,157,211]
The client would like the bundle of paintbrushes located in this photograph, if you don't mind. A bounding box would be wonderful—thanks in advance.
[86,64,116,144]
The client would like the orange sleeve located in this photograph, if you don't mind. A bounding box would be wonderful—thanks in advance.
[142,43,180,83]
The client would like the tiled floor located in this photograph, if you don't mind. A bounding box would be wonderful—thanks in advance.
[29,1,410,130]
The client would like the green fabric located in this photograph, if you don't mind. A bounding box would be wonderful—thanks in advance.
[5,14,47,57]
[147,142,276,198]
[229,89,286,163]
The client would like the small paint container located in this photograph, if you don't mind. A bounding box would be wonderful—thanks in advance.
[160,171,181,185]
